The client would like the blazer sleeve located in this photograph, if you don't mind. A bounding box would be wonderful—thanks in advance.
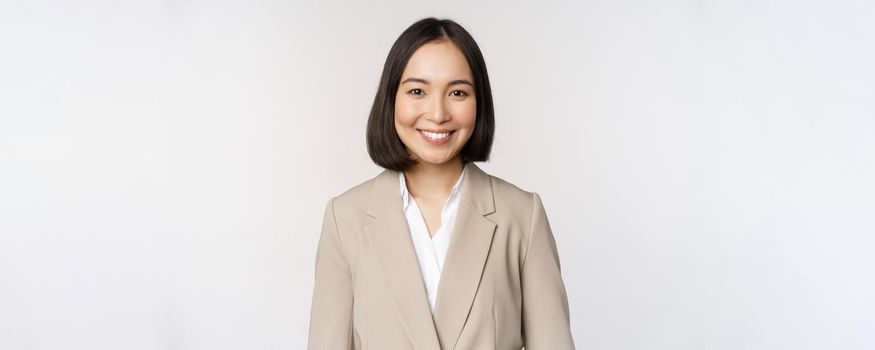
[521,192,576,349]
[308,198,354,349]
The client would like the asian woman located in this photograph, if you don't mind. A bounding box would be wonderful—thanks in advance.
[308,17,575,350]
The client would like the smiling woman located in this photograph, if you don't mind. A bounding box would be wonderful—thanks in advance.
[395,40,477,163]
[366,18,495,173]
[308,17,575,350]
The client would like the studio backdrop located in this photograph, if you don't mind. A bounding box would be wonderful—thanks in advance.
[1,0,873,349]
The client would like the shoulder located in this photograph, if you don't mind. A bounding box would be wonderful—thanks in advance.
[324,169,388,222]
[488,172,535,202]
[481,170,551,264]
[486,171,542,216]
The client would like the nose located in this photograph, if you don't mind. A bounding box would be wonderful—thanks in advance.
[425,96,451,124]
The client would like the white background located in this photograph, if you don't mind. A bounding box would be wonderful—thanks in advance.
[1,0,873,349]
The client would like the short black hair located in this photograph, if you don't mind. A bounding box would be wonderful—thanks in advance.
[366,17,495,172]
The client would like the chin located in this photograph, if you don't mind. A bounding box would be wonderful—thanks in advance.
[414,154,453,165]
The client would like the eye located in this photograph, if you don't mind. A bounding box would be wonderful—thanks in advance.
[408,88,425,95]
[451,90,469,97]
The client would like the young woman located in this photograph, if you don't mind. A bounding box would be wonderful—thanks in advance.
[308,17,574,350]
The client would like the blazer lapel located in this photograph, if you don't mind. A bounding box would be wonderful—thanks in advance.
[364,168,441,350]
[432,163,497,349]
[364,163,496,350]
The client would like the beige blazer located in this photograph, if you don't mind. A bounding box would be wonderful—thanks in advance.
[308,163,574,350]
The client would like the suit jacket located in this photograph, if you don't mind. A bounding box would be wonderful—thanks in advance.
[308,163,575,349]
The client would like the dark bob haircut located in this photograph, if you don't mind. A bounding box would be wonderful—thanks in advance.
[366,17,495,172]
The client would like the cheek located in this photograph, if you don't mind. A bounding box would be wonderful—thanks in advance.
[394,98,418,127]
[452,100,477,129]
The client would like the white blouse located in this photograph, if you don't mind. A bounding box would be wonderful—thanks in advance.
[398,164,466,313]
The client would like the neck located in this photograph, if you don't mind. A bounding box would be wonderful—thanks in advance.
[402,156,465,199]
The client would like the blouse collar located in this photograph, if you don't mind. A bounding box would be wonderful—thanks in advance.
[399,164,467,210]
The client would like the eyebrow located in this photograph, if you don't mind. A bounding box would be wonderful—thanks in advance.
[401,77,474,87]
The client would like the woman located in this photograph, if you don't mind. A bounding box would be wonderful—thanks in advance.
[308,17,574,350]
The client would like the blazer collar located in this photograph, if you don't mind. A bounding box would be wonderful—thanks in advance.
[366,162,495,218]
[363,162,497,350]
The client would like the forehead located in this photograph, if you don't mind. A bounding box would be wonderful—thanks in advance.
[402,40,473,81]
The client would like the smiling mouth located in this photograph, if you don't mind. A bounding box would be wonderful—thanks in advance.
[417,129,454,141]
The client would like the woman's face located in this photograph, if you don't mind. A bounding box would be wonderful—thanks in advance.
[394,40,476,167]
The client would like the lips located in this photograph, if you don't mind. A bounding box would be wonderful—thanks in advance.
[417,129,454,145]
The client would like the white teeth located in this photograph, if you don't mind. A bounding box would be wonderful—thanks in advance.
[422,130,450,140]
